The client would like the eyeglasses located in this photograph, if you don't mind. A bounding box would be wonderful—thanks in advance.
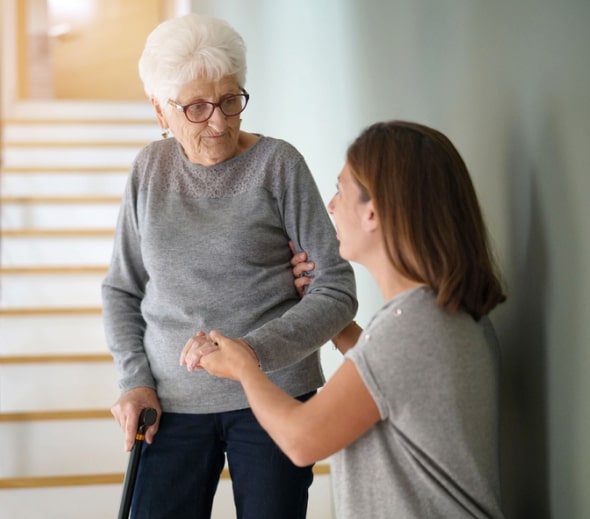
[167,89,250,123]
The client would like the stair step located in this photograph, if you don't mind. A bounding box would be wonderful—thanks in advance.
[0,105,173,516]
[4,100,154,120]
[1,238,114,265]
[0,465,331,490]
[0,409,111,422]
[2,121,157,143]
[0,265,108,274]
[0,473,124,490]
[2,147,138,168]
[0,468,237,490]
[0,316,107,355]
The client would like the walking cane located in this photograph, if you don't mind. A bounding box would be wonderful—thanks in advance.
[117,407,158,519]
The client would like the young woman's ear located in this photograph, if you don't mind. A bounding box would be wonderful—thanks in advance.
[361,200,379,233]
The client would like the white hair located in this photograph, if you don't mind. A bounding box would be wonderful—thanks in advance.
[138,13,247,107]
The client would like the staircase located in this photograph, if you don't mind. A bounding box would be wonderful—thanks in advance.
[0,104,154,518]
[0,103,334,518]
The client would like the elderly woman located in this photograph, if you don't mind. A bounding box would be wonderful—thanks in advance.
[102,13,357,519]
[199,121,507,519]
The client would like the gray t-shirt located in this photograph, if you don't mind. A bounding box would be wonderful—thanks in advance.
[102,136,357,413]
[333,287,504,518]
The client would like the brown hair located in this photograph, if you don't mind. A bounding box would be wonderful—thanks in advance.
[346,121,506,319]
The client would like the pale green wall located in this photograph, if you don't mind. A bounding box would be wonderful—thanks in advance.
[193,1,590,517]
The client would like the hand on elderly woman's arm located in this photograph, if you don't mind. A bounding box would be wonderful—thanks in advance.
[289,240,314,298]
[289,241,362,353]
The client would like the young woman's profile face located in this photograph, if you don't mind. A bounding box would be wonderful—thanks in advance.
[327,163,371,262]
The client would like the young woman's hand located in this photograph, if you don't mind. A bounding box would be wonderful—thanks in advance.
[199,330,260,381]
[289,240,314,297]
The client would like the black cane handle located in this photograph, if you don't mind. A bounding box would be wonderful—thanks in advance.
[137,407,157,435]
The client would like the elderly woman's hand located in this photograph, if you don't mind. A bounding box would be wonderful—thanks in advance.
[181,330,259,373]
[180,331,218,371]
[199,330,260,381]
[111,386,161,452]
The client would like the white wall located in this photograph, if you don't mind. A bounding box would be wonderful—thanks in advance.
[191,1,590,517]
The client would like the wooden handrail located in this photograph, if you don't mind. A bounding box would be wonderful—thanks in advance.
[1,196,121,204]
[1,229,114,237]
[0,465,330,489]
[0,354,112,364]
[0,307,102,316]
[0,265,108,274]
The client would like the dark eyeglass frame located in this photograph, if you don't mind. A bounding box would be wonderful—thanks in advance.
[167,89,250,123]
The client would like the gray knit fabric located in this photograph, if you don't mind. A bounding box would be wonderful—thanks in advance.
[102,136,357,413]
[333,287,504,519]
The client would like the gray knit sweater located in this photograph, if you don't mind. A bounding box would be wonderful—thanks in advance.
[334,287,503,518]
[102,135,357,413]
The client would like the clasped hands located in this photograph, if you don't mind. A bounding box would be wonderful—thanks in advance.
[180,330,260,381]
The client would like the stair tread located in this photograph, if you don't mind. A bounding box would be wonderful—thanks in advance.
[0,307,102,316]
[0,354,112,364]
[1,107,155,495]
[0,473,124,489]
[0,409,112,422]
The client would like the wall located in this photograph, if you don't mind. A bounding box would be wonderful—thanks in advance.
[191,1,590,517]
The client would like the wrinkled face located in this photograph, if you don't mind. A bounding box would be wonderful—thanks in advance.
[154,75,244,166]
[327,162,372,262]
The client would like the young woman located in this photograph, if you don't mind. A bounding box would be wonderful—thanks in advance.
[189,120,507,518]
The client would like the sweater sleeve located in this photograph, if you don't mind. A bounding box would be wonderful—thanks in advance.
[101,162,155,393]
[242,154,358,372]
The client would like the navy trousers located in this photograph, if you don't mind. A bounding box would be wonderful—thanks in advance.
[130,395,315,519]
